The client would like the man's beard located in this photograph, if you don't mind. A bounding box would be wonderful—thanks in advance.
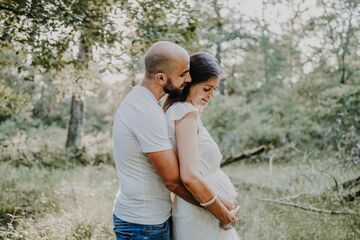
[163,78,186,97]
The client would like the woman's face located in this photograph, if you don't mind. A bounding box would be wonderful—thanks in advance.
[187,77,220,108]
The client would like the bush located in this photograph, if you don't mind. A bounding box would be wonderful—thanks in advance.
[201,78,358,164]
[318,87,360,165]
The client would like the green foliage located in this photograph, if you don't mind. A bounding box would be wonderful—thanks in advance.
[0,1,359,238]
[318,86,360,164]
[0,115,40,143]
[125,0,198,55]
[83,84,116,134]
[305,0,360,84]
[203,75,358,163]
[0,84,28,121]
[1,0,124,70]
[0,121,113,169]
[31,86,70,128]
[0,45,34,122]
[117,0,199,77]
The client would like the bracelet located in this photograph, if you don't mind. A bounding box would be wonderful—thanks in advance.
[200,195,217,207]
[220,223,233,230]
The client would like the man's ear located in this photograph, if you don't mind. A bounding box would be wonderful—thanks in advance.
[155,73,166,85]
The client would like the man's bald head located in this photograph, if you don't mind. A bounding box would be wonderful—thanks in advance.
[144,41,189,79]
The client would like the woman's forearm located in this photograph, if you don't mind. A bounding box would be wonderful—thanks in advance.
[181,173,234,225]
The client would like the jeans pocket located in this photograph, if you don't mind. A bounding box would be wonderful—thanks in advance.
[113,215,135,238]
[151,221,167,230]
[113,225,134,236]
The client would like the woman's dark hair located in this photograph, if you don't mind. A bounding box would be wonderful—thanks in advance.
[163,52,221,111]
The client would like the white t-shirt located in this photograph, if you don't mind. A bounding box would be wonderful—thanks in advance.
[112,85,173,225]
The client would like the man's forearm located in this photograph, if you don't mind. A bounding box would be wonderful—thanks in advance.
[167,180,199,206]
[145,150,200,206]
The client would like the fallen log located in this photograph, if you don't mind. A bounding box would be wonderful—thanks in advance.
[220,144,270,167]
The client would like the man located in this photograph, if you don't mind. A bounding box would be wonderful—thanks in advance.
[112,41,235,240]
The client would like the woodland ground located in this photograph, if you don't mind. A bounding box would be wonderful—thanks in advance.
[1,156,359,240]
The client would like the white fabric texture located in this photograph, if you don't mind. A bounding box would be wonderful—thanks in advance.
[165,102,239,240]
[112,85,173,225]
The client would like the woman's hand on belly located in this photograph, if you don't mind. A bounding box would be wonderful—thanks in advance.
[218,195,238,211]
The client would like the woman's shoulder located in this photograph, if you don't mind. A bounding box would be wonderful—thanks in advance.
[165,102,198,122]
[171,101,197,110]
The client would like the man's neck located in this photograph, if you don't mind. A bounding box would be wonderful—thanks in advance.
[140,77,165,101]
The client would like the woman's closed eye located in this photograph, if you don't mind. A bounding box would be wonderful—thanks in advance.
[204,87,218,92]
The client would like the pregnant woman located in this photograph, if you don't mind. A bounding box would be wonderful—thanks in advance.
[164,52,240,240]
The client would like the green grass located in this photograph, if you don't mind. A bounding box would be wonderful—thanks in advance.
[1,158,359,240]
[223,159,360,240]
[0,164,117,240]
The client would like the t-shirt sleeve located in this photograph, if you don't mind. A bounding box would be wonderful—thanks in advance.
[131,108,173,153]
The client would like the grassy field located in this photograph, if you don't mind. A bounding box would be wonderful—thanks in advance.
[0,164,116,239]
[1,158,359,240]
[223,159,360,240]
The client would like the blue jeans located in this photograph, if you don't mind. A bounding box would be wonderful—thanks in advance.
[113,214,171,240]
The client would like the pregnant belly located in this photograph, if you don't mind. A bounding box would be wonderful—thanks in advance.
[172,169,237,220]
[204,169,237,202]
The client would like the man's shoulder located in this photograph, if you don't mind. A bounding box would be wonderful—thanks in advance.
[123,86,157,105]
[118,88,165,121]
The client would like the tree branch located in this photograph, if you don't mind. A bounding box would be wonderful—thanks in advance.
[0,4,34,18]
[258,198,359,215]
[220,144,270,167]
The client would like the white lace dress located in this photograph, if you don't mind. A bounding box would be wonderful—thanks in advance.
[165,102,239,240]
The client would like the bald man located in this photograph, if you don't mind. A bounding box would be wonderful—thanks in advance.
[112,41,197,240]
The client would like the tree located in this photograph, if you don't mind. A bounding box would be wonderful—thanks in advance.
[305,0,360,84]
[1,0,200,152]
[1,0,125,150]
[191,0,257,95]
[121,0,198,80]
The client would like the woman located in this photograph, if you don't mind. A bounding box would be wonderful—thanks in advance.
[164,53,240,240]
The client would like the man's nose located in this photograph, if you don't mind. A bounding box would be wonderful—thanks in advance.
[185,73,191,83]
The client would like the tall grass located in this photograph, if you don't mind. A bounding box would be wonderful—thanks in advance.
[1,158,359,239]
[0,164,117,240]
[222,158,360,240]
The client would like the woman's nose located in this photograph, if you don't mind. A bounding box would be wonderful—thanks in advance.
[209,89,215,98]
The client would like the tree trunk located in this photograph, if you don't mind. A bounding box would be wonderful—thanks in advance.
[213,0,225,95]
[65,33,87,149]
[339,9,353,84]
[216,41,226,95]
[65,95,84,149]
[261,0,270,85]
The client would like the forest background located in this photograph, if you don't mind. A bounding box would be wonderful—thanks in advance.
[0,0,359,239]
